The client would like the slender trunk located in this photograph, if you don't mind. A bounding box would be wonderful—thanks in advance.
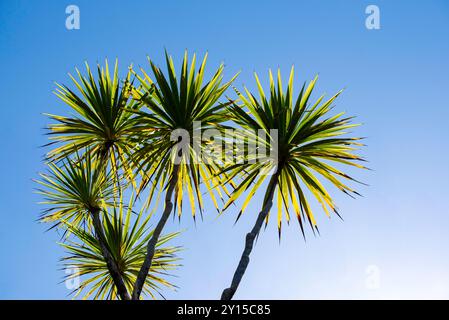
[221,170,280,300]
[132,164,180,300]
[91,210,130,300]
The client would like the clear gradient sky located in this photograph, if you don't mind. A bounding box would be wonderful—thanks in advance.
[1,0,448,299]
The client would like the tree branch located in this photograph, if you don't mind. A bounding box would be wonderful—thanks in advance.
[91,210,131,300]
[221,170,280,300]
[132,164,180,300]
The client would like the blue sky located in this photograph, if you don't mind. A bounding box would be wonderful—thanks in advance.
[1,0,449,299]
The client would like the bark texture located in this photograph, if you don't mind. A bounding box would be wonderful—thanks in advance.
[221,170,279,300]
[91,210,130,300]
[132,164,180,300]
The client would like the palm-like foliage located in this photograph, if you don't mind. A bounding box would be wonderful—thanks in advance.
[129,51,237,299]
[46,60,138,185]
[36,153,131,299]
[37,52,366,301]
[61,197,181,300]
[221,68,366,300]
[131,51,237,217]
[36,152,114,228]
